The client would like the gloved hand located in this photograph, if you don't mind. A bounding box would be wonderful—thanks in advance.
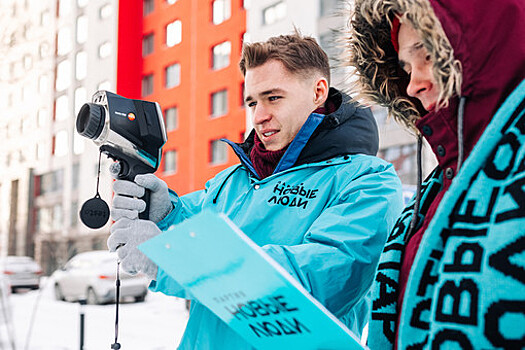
[107,218,160,280]
[110,163,173,223]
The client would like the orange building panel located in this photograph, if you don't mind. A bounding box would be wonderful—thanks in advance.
[118,0,247,195]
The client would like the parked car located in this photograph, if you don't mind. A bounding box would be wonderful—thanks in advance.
[51,250,149,305]
[1,256,42,292]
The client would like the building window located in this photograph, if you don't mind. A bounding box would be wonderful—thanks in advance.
[40,169,64,195]
[212,41,231,70]
[377,143,418,185]
[36,207,51,232]
[320,0,340,17]
[242,32,250,44]
[71,201,79,227]
[212,0,230,25]
[143,33,154,56]
[72,162,80,189]
[166,20,182,47]
[38,74,49,93]
[210,139,227,164]
[164,150,177,173]
[98,41,112,58]
[36,143,45,160]
[97,80,111,91]
[74,87,87,114]
[165,63,180,88]
[76,15,88,44]
[142,74,154,96]
[40,42,51,58]
[263,1,286,25]
[36,205,63,232]
[73,132,85,154]
[143,0,154,15]
[54,130,69,157]
[23,55,32,70]
[38,109,48,127]
[56,59,71,91]
[41,10,51,27]
[211,89,228,117]
[99,4,112,19]
[57,27,72,55]
[55,95,69,121]
[58,0,72,17]
[76,51,87,80]
[165,107,178,131]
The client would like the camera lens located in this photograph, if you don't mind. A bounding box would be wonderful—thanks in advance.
[76,103,106,140]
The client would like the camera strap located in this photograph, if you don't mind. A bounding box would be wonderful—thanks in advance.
[111,261,122,349]
[79,150,110,229]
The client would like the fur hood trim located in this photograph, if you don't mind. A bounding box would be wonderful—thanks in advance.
[346,0,462,131]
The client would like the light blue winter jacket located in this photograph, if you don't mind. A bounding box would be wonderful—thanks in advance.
[150,89,403,349]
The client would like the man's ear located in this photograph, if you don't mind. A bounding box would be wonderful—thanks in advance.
[313,77,329,106]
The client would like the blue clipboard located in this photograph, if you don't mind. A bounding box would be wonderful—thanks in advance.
[139,211,366,350]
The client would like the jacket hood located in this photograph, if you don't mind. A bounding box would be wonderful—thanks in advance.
[235,88,378,170]
[295,87,378,165]
[347,0,525,133]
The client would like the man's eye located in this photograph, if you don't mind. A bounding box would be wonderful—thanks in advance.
[269,96,281,101]
[247,101,256,107]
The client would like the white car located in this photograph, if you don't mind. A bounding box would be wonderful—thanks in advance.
[1,256,42,292]
[52,250,149,305]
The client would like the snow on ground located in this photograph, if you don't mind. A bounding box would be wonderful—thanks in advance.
[1,277,189,350]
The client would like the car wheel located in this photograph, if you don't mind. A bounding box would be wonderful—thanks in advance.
[86,287,99,305]
[134,293,146,303]
[54,284,65,301]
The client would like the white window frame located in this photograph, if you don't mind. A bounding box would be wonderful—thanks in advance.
[166,20,182,47]
[212,41,231,70]
[165,63,181,88]
[211,89,228,118]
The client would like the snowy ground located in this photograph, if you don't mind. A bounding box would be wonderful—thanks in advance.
[0,277,189,350]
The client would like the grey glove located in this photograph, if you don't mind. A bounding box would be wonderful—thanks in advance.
[110,163,173,223]
[107,218,160,280]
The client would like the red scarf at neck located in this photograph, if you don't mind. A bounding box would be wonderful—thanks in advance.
[250,134,288,179]
[250,101,337,179]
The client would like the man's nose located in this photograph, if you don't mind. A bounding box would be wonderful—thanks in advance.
[252,104,271,125]
[406,69,432,98]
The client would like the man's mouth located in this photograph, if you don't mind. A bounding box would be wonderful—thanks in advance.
[262,131,278,137]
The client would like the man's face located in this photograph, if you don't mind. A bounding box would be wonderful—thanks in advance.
[244,60,322,151]
[398,22,441,112]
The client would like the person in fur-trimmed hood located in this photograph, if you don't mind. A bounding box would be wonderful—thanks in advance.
[347,0,525,349]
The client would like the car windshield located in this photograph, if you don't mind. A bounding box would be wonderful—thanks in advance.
[66,252,116,270]
[1,257,39,269]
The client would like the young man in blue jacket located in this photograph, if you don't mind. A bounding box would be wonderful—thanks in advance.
[108,33,403,349]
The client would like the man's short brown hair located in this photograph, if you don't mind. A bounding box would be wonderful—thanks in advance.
[239,32,331,86]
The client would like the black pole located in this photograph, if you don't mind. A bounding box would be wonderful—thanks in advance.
[79,299,87,350]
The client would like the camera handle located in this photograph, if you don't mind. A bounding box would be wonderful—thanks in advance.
[102,145,157,221]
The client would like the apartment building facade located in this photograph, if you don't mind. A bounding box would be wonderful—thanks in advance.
[0,0,117,273]
[118,0,247,195]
